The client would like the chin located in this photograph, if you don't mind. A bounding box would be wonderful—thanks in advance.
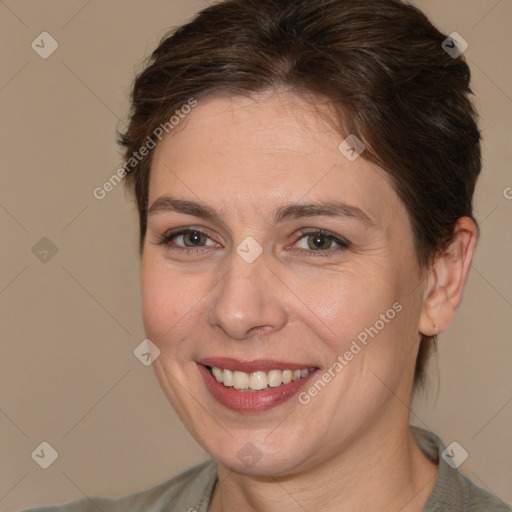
[196,426,313,477]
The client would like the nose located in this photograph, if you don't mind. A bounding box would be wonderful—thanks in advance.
[207,249,287,341]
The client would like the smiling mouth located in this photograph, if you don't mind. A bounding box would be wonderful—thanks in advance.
[207,366,316,391]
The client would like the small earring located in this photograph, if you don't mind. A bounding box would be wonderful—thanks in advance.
[433,324,439,343]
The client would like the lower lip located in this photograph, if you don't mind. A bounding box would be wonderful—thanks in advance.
[197,364,318,412]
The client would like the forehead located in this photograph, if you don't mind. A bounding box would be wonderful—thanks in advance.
[148,92,403,225]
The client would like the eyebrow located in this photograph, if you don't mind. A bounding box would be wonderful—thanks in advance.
[147,196,374,227]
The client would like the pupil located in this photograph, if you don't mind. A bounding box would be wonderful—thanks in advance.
[309,234,330,250]
[186,231,203,246]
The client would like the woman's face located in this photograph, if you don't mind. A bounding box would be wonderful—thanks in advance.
[141,92,428,476]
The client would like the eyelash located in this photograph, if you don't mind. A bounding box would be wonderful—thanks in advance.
[154,228,350,256]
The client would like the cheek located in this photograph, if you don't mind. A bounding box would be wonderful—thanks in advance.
[141,262,165,335]
[303,269,417,393]
[289,263,399,343]
[140,258,189,347]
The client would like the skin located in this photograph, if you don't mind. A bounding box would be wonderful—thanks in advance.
[140,91,478,512]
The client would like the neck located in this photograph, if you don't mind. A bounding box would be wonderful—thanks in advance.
[209,421,438,512]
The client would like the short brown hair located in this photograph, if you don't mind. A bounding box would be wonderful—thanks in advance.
[119,0,481,390]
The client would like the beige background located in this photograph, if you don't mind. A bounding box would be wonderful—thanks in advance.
[1,1,511,510]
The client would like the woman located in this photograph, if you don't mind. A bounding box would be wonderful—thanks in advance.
[24,0,511,510]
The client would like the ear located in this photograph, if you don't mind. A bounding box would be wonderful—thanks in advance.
[418,217,479,336]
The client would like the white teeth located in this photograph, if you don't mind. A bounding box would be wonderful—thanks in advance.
[210,366,313,391]
[223,369,234,387]
[233,371,249,390]
[268,369,282,388]
[249,371,268,390]
[282,369,293,384]
[212,367,223,382]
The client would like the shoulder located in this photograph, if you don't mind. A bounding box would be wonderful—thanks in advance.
[456,471,512,512]
[21,459,217,512]
[411,426,511,511]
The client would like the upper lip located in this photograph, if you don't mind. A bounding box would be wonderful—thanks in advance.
[198,357,317,373]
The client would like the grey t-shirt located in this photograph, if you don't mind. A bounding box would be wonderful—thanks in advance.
[22,426,511,511]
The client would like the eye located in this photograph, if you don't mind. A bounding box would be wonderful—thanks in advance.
[154,227,349,256]
[156,228,217,251]
[294,229,349,254]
